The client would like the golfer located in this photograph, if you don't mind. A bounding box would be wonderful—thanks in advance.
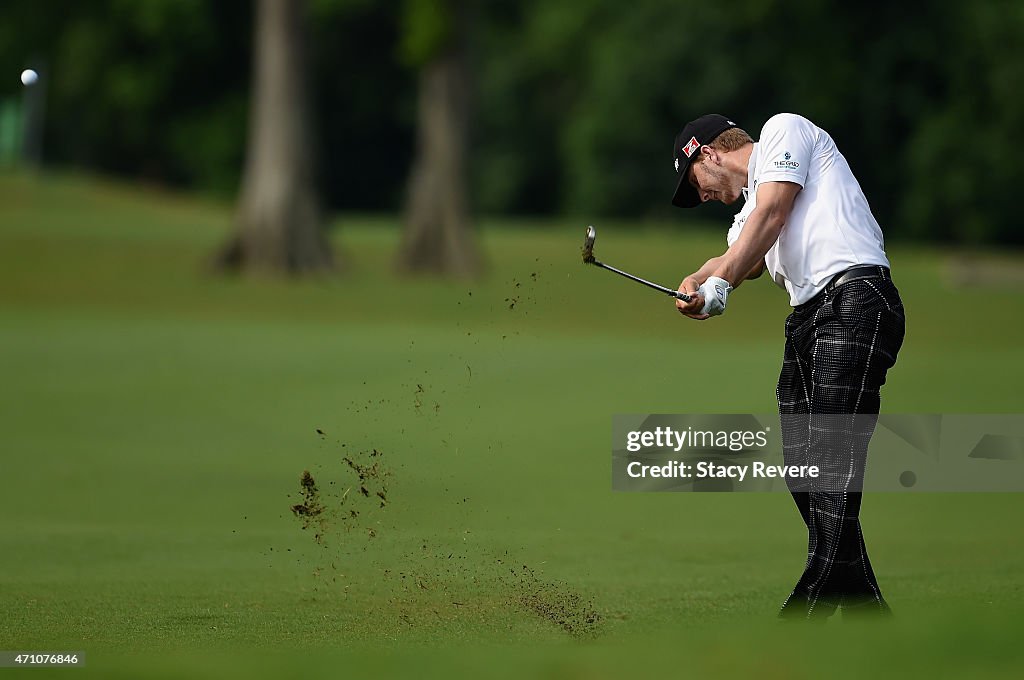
[671,113,905,619]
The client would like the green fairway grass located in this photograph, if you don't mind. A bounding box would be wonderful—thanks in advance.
[2,172,1023,677]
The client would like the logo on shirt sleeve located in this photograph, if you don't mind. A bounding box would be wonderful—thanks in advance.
[772,150,800,170]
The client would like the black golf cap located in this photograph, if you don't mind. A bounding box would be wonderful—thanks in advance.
[671,114,739,208]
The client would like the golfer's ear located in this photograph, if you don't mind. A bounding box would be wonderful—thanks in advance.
[700,146,718,164]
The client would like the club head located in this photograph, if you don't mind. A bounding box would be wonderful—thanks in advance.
[581,225,597,264]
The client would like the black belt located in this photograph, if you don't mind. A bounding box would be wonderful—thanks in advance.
[797,265,891,311]
[825,265,890,291]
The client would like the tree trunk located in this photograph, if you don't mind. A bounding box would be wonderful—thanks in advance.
[216,0,332,275]
[397,42,481,277]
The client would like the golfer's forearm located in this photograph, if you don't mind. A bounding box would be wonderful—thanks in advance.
[712,211,785,286]
[729,262,764,292]
[691,256,725,284]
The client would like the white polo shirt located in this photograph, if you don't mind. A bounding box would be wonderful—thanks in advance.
[725,113,890,306]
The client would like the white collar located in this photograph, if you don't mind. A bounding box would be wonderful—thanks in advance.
[741,143,759,202]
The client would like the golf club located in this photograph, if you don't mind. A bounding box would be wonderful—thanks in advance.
[581,226,694,303]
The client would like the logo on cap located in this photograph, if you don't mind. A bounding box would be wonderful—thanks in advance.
[682,136,701,158]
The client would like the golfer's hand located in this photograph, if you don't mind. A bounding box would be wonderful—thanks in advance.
[698,276,732,316]
[676,277,709,320]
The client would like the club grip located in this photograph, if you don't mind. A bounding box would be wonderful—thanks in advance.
[674,291,694,302]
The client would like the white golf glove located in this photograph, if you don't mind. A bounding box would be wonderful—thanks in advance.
[699,276,732,316]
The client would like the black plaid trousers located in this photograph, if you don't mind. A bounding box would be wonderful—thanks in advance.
[775,268,905,619]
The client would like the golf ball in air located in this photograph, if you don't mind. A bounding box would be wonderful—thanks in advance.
[21,69,38,86]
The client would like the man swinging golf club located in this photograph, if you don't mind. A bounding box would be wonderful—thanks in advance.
[671,113,906,619]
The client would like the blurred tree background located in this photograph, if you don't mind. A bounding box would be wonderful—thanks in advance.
[0,0,1021,244]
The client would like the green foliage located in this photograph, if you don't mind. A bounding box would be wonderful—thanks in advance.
[167,93,249,195]
[473,0,1024,243]
[900,2,1024,244]
[399,0,454,67]
[0,0,1022,242]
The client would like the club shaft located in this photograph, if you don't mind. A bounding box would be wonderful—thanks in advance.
[594,260,692,302]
